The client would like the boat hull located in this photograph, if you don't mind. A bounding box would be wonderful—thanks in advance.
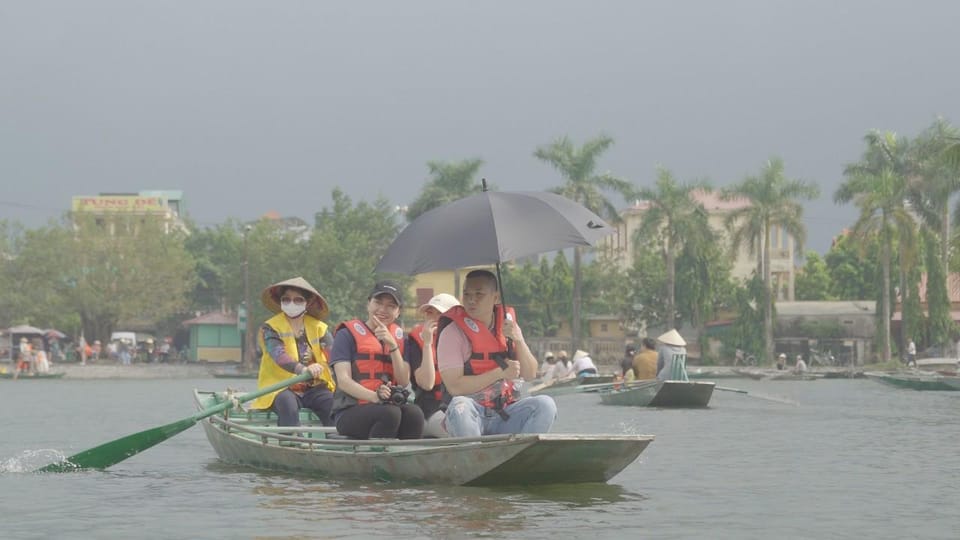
[599,381,715,408]
[864,372,960,391]
[195,390,653,485]
[0,371,65,379]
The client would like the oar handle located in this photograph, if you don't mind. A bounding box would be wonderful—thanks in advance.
[190,371,312,422]
[715,386,748,394]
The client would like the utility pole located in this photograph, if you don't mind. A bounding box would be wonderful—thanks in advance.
[242,225,254,370]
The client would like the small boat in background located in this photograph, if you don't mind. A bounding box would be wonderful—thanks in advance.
[195,389,654,485]
[599,381,715,408]
[767,372,823,381]
[864,371,960,391]
[0,370,66,380]
[210,370,258,379]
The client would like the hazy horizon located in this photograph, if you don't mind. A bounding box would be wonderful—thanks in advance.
[3,1,959,254]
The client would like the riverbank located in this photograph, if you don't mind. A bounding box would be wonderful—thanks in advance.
[57,363,215,379]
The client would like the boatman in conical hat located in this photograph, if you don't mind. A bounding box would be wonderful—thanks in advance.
[250,276,336,427]
[656,328,689,382]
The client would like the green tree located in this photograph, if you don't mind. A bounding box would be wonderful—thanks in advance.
[674,234,734,333]
[534,134,631,352]
[911,119,960,270]
[183,221,244,313]
[834,166,913,363]
[922,229,954,350]
[795,252,834,301]
[723,157,820,364]
[309,189,406,325]
[406,158,486,294]
[834,130,922,361]
[824,234,881,300]
[406,159,485,221]
[631,166,714,329]
[46,215,196,343]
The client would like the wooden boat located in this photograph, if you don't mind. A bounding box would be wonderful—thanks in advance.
[731,369,766,380]
[532,374,618,396]
[864,371,960,391]
[0,371,66,379]
[767,372,823,381]
[211,370,258,379]
[599,381,715,408]
[194,389,654,485]
[687,368,743,380]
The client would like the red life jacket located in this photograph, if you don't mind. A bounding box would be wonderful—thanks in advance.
[337,319,404,403]
[437,304,518,411]
[409,323,444,403]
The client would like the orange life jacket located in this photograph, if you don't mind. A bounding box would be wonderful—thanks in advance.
[437,304,518,413]
[409,323,446,407]
[337,319,404,404]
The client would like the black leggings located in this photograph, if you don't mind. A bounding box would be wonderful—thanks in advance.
[272,386,334,427]
[336,403,424,439]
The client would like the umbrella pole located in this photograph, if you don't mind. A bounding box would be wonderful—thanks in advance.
[496,263,515,359]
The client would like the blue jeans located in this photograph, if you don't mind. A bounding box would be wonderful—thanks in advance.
[444,395,557,437]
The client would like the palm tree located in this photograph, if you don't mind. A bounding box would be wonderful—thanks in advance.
[406,159,485,221]
[835,168,914,363]
[406,158,485,293]
[632,166,714,329]
[534,135,631,351]
[843,131,919,353]
[911,119,959,268]
[723,157,819,365]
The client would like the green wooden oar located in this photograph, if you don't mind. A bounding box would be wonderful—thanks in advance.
[533,379,659,397]
[37,371,310,473]
[715,385,798,405]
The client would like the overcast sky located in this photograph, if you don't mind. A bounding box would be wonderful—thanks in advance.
[2,1,958,254]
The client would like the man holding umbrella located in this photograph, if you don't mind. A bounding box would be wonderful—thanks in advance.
[436,270,557,437]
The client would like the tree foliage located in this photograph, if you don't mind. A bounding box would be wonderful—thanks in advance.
[795,251,834,301]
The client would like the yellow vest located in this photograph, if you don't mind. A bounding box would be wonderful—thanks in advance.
[251,312,335,410]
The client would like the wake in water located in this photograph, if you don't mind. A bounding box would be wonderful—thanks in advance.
[1,449,67,473]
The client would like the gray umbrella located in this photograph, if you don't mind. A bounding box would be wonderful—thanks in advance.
[375,189,613,275]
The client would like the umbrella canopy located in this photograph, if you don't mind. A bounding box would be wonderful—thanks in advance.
[45,329,68,339]
[375,190,613,275]
[7,325,44,335]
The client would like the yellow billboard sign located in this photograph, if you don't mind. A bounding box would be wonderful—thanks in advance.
[72,196,168,213]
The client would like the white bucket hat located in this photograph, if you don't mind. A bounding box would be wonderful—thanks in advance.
[572,349,590,362]
[657,329,686,347]
[418,293,460,315]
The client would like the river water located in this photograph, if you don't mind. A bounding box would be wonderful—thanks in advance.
[2,376,958,539]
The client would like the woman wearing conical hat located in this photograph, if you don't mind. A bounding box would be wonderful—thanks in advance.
[656,329,689,381]
[250,276,336,427]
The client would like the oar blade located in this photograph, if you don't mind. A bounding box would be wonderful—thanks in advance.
[37,417,197,473]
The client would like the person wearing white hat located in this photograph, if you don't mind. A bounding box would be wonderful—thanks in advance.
[571,349,598,378]
[250,276,336,428]
[776,353,787,371]
[406,293,461,438]
[794,354,808,374]
[656,329,689,381]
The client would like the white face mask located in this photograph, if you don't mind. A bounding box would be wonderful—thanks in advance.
[281,301,307,318]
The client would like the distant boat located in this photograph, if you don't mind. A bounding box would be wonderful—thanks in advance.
[194,389,654,485]
[687,368,744,379]
[0,371,66,380]
[864,371,960,391]
[210,371,258,379]
[599,380,715,408]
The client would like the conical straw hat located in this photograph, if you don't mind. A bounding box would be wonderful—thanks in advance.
[657,329,686,347]
[261,276,329,320]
